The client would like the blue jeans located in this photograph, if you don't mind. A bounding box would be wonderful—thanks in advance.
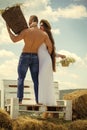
[17,53,39,103]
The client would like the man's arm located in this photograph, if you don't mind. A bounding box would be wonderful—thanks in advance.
[6,24,25,42]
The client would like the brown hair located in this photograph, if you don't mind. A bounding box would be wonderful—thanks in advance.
[30,15,38,23]
[40,19,56,72]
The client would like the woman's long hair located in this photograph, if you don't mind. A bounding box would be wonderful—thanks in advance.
[46,29,56,72]
[40,20,56,72]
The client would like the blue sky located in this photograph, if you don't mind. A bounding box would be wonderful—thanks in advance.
[0,0,87,90]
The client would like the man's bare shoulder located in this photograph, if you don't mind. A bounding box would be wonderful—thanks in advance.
[19,28,32,36]
[38,29,47,36]
[43,31,47,36]
[42,31,49,38]
[21,28,29,33]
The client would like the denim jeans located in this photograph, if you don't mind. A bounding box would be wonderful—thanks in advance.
[17,53,39,103]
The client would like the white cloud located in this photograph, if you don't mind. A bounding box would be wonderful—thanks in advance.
[22,1,87,22]
[52,28,60,35]
[0,1,86,46]
[59,81,79,90]
[57,50,80,60]
[54,50,87,90]
[57,5,87,19]
[73,0,82,1]
[56,50,87,68]
[55,64,79,79]
[23,0,49,8]
[0,59,18,79]
[54,67,80,90]
[0,49,17,58]
[0,19,12,44]
[0,58,32,80]
[0,50,18,79]
[22,0,59,22]
[71,73,79,79]
[82,54,87,68]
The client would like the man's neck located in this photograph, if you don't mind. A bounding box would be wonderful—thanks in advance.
[30,22,38,28]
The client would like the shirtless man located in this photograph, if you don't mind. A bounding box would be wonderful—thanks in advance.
[6,15,52,104]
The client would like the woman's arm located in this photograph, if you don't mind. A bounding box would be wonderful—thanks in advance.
[55,53,66,59]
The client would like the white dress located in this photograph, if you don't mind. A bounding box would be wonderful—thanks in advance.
[38,43,56,106]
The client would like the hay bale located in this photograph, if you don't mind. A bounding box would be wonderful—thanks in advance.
[0,109,12,130]
[55,125,68,130]
[13,116,40,130]
[13,116,68,130]
[0,128,6,130]
[40,121,68,130]
[63,90,87,119]
[69,120,87,130]
[2,5,28,34]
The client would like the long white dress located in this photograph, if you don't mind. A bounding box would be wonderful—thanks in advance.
[38,43,56,106]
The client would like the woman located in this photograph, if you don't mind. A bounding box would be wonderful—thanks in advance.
[38,19,65,106]
[38,20,56,106]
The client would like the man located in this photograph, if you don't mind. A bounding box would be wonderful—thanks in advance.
[6,15,52,104]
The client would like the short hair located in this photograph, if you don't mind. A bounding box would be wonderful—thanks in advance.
[30,15,38,23]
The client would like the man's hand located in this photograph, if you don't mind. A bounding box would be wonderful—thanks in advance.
[6,23,10,31]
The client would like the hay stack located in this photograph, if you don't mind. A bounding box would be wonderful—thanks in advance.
[69,120,87,130]
[13,116,40,130]
[40,121,68,130]
[13,116,68,130]
[63,90,87,119]
[0,128,6,130]
[0,109,12,130]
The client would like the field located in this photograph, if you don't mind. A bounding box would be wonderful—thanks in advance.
[0,88,87,130]
[0,108,87,130]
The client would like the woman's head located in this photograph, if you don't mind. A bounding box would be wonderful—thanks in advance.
[40,19,51,31]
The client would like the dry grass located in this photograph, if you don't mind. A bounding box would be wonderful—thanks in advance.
[64,90,87,100]
[0,108,69,130]
[0,128,6,130]
[68,120,87,130]
[0,109,12,130]
[64,90,87,119]
[12,116,68,130]
[0,103,87,130]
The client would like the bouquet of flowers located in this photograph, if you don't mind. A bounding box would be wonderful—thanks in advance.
[60,56,76,67]
[0,9,4,14]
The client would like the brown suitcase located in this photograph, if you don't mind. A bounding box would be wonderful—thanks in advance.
[2,5,28,34]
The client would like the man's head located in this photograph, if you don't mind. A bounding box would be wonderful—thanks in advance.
[29,15,38,26]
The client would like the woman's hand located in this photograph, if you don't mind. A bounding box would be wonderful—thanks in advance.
[56,53,66,59]
[61,54,66,59]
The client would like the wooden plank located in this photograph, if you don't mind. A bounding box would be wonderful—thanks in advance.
[19,104,66,112]
[9,85,30,88]
[1,80,59,108]
[5,98,72,120]
[19,110,66,113]
[64,100,72,120]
